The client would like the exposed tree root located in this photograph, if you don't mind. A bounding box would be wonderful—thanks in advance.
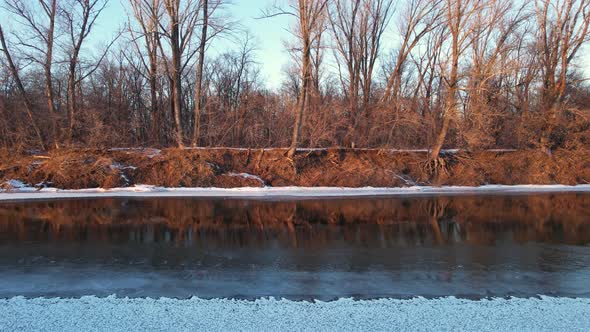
[423,156,449,177]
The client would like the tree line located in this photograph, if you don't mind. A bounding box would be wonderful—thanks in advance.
[0,0,589,162]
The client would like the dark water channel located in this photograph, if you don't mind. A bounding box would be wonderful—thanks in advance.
[1,193,589,300]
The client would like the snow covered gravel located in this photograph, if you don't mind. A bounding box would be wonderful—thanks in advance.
[1,296,589,331]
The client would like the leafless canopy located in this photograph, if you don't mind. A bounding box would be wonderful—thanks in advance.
[0,0,588,156]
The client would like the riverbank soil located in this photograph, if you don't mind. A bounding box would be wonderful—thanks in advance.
[1,148,589,189]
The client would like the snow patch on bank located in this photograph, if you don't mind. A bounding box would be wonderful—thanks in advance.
[0,184,590,201]
[0,179,28,190]
[180,147,470,153]
[107,147,161,158]
[226,172,266,185]
[0,296,588,331]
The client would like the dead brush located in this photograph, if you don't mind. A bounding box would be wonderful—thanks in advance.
[135,149,219,187]
[28,151,124,189]
[2,147,589,189]
[437,152,486,186]
[0,153,28,182]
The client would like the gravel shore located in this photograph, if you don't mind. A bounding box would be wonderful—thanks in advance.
[1,296,589,331]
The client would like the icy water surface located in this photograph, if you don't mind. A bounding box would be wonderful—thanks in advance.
[0,193,589,299]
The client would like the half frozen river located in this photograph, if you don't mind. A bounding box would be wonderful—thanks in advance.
[1,193,589,299]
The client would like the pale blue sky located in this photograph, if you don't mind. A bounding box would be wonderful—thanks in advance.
[95,0,291,88]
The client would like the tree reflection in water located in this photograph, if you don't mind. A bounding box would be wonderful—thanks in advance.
[1,194,589,248]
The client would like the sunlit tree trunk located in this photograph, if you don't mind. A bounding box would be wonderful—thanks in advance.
[193,0,209,147]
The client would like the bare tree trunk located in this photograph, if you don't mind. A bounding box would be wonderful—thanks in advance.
[192,0,208,147]
[171,29,184,147]
[289,42,311,158]
[163,0,189,148]
[44,0,59,149]
[149,53,160,144]
[67,66,77,144]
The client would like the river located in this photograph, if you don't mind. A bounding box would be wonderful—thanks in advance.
[1,193,589,299]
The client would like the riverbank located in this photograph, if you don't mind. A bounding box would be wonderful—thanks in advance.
[2,296,589,331]
[1,148,589,190]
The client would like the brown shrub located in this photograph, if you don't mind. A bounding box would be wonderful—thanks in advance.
[1,148,588,189]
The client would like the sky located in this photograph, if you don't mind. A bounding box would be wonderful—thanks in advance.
[94,0,292,89]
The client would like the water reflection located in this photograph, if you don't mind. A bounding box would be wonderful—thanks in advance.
[1,194,589,247]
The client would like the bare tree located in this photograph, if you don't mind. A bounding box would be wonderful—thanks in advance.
[230,34,257,146]
[534,0,590,151]
[358,0,394,112]
[462,0,526,148]
[328,0,362,144]
[0,25,45,149]
[160,0,208,147]
[291,0,328,157]
[263,0,328,157]
[328,0,395,145]
[4,0,60,148]
[163,0,186,147]
[382,0,441,103]
[128,0,164,145]
[61,0,109,144]
[191,0,237,146]
[429,0,482,166]
[204,35,259,146]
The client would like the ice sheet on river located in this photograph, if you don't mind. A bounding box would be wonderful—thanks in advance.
[1,296,589,331]
[1,184,590,201]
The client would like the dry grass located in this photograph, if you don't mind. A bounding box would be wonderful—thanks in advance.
[1,147,589,189]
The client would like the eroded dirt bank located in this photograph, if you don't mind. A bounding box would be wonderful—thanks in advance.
[1,148,589,189]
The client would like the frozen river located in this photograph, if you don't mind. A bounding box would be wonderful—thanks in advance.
[1,193,589,299]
